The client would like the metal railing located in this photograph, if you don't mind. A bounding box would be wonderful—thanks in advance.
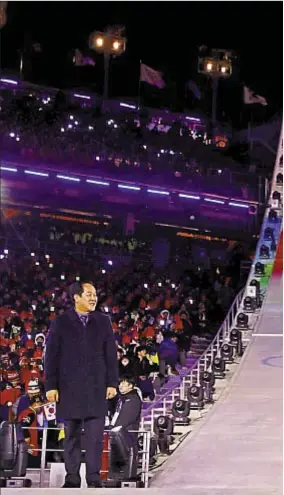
[140,288,244,432]
[21,426,151,488]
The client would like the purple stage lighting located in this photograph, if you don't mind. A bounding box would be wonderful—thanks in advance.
[0,166,18,172]
[74,93,91,100]
[120,102,136,110]
[57,174,80,182]
[24,170,49,177]
[228,202,249,208]
[185,116,201,122]
[0,78,18,85]
[118,184,141,191]
[179,193,200,200]
[147,189,170,196]
[86,179,109,186]
[204,198,225,204]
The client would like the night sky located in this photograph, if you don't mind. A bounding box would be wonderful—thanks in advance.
[1,1,283,120]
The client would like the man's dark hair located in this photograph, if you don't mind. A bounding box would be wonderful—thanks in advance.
[119,375,136,388]
[69,281,94,302]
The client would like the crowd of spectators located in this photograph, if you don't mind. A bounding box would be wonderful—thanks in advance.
[0,213,238,466]
[0,83,257,197]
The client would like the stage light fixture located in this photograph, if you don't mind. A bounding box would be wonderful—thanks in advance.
[272,191,281,201]
[212,356,226,378]
[249,279,260,292]
[236,312,249,329]
[229,329,243,357]
[249,279,261,308]
[153,416,174,455]
[220,342,234,362]
[276,173,283,185]
[254,262,265,276]
[264,227,274,241]
[200,371,215,402]
[171,399,190,425]
[243,296,256,312]
[187,384,204,409]
[268,209,278,222]
[259,244,270,259]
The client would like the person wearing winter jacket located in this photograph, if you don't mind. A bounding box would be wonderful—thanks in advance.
[109,376,142,480]
[158,332,179,376]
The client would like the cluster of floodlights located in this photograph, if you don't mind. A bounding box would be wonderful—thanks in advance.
[235,175,283,332]
[152,328,244,455]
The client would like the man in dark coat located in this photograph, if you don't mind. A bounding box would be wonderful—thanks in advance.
[109,376,142,480]
[45,282,118,488]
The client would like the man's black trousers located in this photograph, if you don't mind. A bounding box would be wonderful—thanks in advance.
[64,417,105,486]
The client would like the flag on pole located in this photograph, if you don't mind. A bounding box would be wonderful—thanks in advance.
[243,86,267,106]
[73,49,95,67]
[140,63,165,89]
[186,80,201,100]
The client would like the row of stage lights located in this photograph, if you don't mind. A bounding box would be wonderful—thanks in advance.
[151,328,243,456]
[0,166,256,209]
[149,244,281,458]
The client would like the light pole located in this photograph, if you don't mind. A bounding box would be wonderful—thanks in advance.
[198,47,234,137]
[89,26,127,101]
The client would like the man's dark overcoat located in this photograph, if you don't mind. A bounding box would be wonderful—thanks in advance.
[44,309,118,419]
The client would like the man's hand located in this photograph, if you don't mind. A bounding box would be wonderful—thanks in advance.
[46,389,59,403]
[106,387,117,400]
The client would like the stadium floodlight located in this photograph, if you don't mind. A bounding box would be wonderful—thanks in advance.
[89,26,127,100]
[198,47,235,138]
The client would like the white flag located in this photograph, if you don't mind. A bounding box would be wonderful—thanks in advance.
[73,49,95,67]
[140,63,165,89]
[44,402,56,421]
[244,86,267,106]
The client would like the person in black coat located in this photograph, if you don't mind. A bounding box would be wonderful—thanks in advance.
[44,282,118,488]
[133,347,155,401]
[109,376,142,480]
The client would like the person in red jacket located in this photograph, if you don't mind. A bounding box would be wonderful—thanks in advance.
[18,395,45,467]
[0,370,22,407]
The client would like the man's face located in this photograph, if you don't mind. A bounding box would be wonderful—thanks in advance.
[75,284,97,312]
[119,380,133,395]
